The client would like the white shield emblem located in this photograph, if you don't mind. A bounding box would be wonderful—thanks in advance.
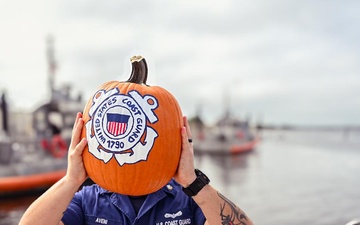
[85,87,159,166]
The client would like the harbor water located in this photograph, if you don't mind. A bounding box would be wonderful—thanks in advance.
[1,129,360,225]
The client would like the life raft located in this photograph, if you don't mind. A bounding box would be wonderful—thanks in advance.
[41,135,68,158]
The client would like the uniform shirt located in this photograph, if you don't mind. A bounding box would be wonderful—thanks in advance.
[62,179,206,225]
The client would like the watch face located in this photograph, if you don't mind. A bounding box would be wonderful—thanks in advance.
[195,169,202,175]
[195,169,210,184]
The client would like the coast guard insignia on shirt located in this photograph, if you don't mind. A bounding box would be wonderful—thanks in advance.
[85,87,159,166]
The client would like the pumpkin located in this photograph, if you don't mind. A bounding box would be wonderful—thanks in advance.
[81,56,183,196]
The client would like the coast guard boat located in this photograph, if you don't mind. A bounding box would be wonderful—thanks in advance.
[0,36,83,197]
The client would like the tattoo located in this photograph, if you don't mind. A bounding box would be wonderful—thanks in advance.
[218,192,248,225]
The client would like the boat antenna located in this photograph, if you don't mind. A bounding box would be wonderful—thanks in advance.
[223,86,231,120]
[0,92,9,134]
[46,35,57,101]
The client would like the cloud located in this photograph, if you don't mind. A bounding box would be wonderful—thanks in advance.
[1,0,360,126]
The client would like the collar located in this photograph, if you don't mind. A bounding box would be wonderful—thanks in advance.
[98,178,179,197]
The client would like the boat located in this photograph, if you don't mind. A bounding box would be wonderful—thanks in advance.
[0,36,84,197]
[0,92,71,196]
[190,111,259,155]
[0,168,66,196]
[189,88,259,155]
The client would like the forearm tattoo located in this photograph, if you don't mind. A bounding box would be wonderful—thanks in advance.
[218,192,248,225]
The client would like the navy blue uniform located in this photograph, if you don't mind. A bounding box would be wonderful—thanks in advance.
[62,179,206,225]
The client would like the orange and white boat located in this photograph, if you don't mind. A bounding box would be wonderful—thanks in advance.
[0,37,82,197]
[191,114,259,155]
[0,169,66,195]
[0,132,68,197]
[0,135,68,196]
[230,138,258,154]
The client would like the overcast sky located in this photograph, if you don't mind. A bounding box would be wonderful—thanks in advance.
[1,0,359,126]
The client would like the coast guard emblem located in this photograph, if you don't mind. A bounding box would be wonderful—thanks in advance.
[85,87,159,166]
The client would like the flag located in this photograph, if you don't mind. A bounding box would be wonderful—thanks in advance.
[106,113,130,136]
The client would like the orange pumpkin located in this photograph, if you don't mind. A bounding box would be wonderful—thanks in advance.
[81,56,183,195]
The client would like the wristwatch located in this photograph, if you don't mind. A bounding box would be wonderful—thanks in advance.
[182,169,210,197]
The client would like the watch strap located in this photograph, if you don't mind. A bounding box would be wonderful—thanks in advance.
[182,169,210,197]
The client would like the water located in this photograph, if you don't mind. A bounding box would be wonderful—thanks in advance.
[196,129,360,225]
[1,130,360,225]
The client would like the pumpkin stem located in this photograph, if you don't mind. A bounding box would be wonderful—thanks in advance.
[127,55,148,84]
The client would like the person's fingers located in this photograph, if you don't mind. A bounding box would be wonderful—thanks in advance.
[70,116,84,150]
[74,138,87,155]
[181,126,188,148]
[184,116,193,139]
[176,126,196,187]
[72,112,82,132]
[66,136,88,184]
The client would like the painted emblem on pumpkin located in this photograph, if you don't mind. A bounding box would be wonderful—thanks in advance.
[85,87,159,166]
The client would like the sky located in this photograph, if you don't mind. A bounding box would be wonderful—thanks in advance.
[0,0,360,126]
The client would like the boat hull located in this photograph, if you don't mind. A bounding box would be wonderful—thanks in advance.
[0,169,66,195]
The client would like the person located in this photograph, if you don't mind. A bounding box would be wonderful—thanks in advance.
[19,112,254,225]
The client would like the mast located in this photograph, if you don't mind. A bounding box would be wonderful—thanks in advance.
[223,87,231,121]
[0,92,9,134]
[46,35,57,101]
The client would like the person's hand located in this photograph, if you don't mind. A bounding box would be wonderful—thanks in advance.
[174,116,197,187]
[65,112,88,186]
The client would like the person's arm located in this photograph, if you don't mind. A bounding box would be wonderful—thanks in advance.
[193,184,253,225]
[19,112,88,225]
[174,116,254,225]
